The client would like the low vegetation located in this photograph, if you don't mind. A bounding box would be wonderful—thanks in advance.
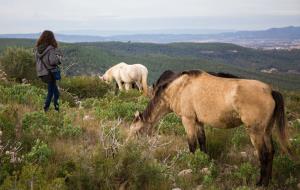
[0,76,299,190]
[0,46,299,189]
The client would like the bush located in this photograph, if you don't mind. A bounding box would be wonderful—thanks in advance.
[233,162,257,185]
[156,113,185,135]
[0,47,36,82]
[26,139,52,164]
[95,91,148,121]
[0,164,67,190]
[0,84,44,108]
[205,127,231,159]
[272,155,299,186]
[60,76,112,98]
[0,105,17,141]
[231,127,249,149]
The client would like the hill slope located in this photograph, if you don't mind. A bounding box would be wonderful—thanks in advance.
[0,39,300,90]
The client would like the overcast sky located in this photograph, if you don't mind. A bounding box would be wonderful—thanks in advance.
[0,0,300,34]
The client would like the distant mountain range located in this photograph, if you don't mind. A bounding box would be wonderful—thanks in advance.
[0,26,300,49]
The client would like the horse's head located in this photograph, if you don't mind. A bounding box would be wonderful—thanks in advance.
[127,111,150,141]
[98,74,110,84]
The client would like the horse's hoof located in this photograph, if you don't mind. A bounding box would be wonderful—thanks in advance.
[256,180,269,187]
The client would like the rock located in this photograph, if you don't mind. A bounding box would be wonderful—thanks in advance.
[297,182,300,189]
[83,115,93,121]
[195,185,203,190]
[21,78,28,84]
[240,151,247,158]
[200,167,211,175]
[178,169,192,177]
[172,188,181,190]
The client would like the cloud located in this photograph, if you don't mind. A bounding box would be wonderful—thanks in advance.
[0,0,299,33]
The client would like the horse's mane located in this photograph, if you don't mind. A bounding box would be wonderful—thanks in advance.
[142,70,202,121]
[207,72,240,78]
[153,70,176,88]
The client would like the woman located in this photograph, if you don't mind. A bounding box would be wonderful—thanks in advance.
[35,30,62,112]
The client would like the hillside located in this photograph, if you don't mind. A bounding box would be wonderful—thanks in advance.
[0,39,300,90]
[0,39,300,189]
[0,77,299,189]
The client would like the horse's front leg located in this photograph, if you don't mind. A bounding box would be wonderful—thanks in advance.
[182,116,198,153]
[116,80,123,90]
[196,122,207,153]
[124,83,131,91]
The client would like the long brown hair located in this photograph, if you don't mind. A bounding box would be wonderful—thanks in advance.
[36,30,58,48]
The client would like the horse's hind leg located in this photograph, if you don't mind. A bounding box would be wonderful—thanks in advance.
[182,117,198,153]
[196,122,207,153]
[135,81,142,91]
[248,130,274,186]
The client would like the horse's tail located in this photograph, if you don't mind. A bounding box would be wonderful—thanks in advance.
[141,69,148,96]
[271,90,293,157]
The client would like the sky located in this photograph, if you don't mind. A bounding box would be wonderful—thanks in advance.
[0,0,300,34]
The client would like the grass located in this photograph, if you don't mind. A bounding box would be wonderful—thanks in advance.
[0,77,300,189]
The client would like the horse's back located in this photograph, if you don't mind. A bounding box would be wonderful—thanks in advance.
[167,73,275,128]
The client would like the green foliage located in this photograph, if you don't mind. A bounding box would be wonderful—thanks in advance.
[95,90,148,121]
[233,162,257,185]
[272,155,299,186]
[157,113,185,135]
[231,127,249,149]
[206,127,231,159]
[0,47,35,82]
[59,124,82,137]
[0,105,17,141]
[22,111,49,131]
[0,164,67,190]
[1,39,300,90]
[66,142,170,190]
[26,139,52,164]
[234,186,251,190]
[60,76,112,98]
[0,84,44,107]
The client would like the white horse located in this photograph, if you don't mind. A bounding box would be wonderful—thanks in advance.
[99,62,148,95]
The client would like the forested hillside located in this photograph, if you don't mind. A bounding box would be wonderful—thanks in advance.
[0,38,300,90]
[0,39,300,189]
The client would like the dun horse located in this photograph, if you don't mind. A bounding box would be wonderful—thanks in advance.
[128,70,291,186]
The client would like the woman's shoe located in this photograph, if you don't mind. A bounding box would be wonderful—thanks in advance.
[54,105,59,112]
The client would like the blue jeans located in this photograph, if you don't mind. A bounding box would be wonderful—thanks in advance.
[44,81,59,111]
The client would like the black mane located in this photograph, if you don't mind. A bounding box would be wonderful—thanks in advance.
[207,72,240,78]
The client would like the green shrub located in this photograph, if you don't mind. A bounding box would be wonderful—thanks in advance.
[0,164,67,190]
[95,92,148,121]
[26,139,52,164]
[233,162,257,185]
[0,47,36,82]
[205,127,231,159]
[0,84,44,108]
[156,113,185,135]
[60,76,112,98]
[234,186,251,190]
[231,127,249,149]
[22,111,49,131]
[0,105,17,141]
[59,124,82,137]
[272,155,299,186]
